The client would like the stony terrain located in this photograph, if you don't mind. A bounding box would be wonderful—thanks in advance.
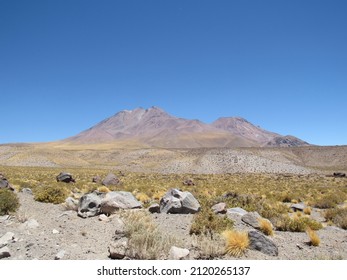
[1,190,346,260]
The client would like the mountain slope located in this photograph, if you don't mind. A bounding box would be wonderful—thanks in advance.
[65,106,309,148]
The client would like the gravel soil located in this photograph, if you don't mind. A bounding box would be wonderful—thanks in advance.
[1,192,346,260]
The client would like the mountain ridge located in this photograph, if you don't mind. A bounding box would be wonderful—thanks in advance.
[65,106,309,148]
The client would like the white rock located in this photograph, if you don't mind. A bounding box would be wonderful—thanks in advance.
[52,229,59,234]
[24,219,40,229]
[54,250,66,260]
[0,232,15,247]
[168,246,190,260]
[98,214,109,222]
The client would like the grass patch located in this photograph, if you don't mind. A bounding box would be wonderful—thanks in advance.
[222,230,249,257]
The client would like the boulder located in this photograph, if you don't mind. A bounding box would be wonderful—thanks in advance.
[92,176,101,183]
[227,207,248,216]
[211,202,227,214]
[0,246,11,259]
[109,237,128,259]
[56,172,75,183]
[100,191,142,214]
[0,174,14,191]
[241,212,262,229]
[77,192,104,218]
[333,172,346,178]
[102,173,121,186]
[248,231,278,256]
[290,203,305,212]
[168,246,190,260]
[160,189,200,214]
[148,203,160,214]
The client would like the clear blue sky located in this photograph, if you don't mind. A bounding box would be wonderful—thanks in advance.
[1,0,346,145]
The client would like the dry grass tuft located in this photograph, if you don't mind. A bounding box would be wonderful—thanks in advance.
[303,207,312,215]
[222,230,249,257]
[97,186,110,193]
[259,218,274,236]
[306,228,320,246]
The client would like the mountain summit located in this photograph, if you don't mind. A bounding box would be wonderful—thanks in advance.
[66,107,309,148]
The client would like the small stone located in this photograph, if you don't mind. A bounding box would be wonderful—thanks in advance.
[296,244,304,250]
[0,246,11,259]
[21,188,33,195]
[290,203,305,212]
[168,246,190,260]
[54,250,66,260]
[109,237,128,259]
[25,219,40,229]
[148,203,160,213]
[98,214,109,222]
[211,202,227,214]
[0,232,15,247]
[52,229,59,234]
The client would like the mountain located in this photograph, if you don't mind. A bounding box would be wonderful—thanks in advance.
[65,106,309,148]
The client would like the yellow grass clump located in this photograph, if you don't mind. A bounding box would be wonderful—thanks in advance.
[303,207,312,215]
[259,218,274,236]
[222,230,249,257]
[97,186,110,193]
[306,228,320,246]
[136,192,151,204]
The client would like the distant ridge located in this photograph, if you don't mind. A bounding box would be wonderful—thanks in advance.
[65,106,309,148]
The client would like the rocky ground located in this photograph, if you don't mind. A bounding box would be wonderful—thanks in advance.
[1,191,346,260]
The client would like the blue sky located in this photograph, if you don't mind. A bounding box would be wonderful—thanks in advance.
[1,0,346,145]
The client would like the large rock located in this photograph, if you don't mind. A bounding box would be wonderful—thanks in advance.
[100,191,142,214]
[56,172,75,183]
[102,173,121,186]
[160,189,200,214]
[227,207,248,216]
[241,212,262,229]
[77,192,104,218]
[248,231,278,256]
[0,174,14,191]
[168,246,190,260]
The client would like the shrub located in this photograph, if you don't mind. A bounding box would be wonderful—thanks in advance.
[136,192,151,204]
[190,208,234,237]
[97,186,110,193]
[191,234,225,259]
[324,208,347,229]
[0,189,20,215]
[122,211,178,259]
[275,215,322,232]
[259,218,274,236]
[314,193,345,209]
[303,207,312,215]
[222,230,249,257]
[34,185,69,204]
[306,228,320,246]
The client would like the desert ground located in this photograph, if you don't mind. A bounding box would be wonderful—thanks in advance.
[1,144,347,260]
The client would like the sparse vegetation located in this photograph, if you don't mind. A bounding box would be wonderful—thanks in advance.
[34,184,69,204]
[222,230,249,257]
[259,218,274,236]
[0,189,20,215]
[306,228,320,246]
[324,208,347,229]
[190,208,234,237]
[122,210,179,259]
[274,215,322,232]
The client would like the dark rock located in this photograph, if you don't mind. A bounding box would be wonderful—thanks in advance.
[56,172,75,183]
[333,172,346,178]
[102,173,121,186]
[248,230,278,256]
[241,212,262,229]
[0,174,14,191]
[148,203,160,213]
[183,179,195,186]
